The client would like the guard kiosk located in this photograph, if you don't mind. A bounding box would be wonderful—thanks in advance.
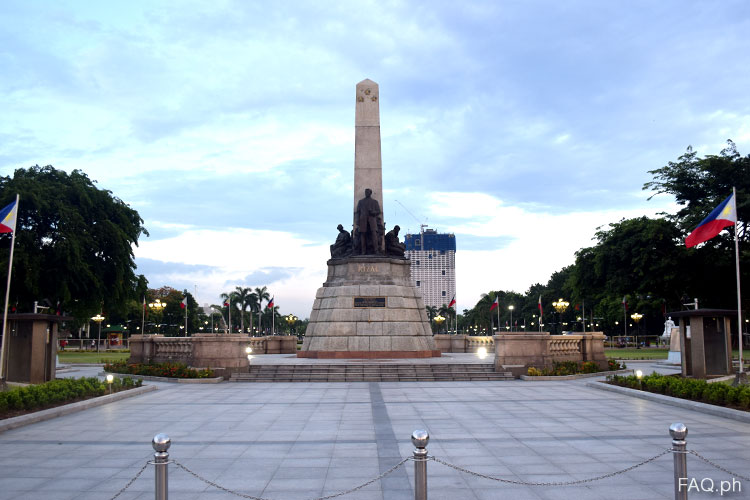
[3,313,71,383]
[668,309,736,379]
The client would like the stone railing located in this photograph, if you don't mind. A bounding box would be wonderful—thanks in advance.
[433,335,494,353]
[548,336,582,357]
[493,332,607,377]
[129,334,298,377]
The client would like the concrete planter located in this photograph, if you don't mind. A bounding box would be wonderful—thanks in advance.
[520,368,633,381]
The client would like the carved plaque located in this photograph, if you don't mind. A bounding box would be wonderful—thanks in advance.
[353,297,386,308]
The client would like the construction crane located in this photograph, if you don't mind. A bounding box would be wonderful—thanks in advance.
[394,199,428,237]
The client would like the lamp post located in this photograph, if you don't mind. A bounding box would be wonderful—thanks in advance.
[91,314,105,353]
[508,305,514,332]
[434,314,446,333]
[285,314,298,335]
[631,312,643,348]
[552,298,569,334]
[148,299,167,334]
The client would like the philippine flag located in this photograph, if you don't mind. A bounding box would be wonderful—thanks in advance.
[686,193,737,248]
[267,297,274,309]
[180,297,187,309]
[537,295,543,315]
[448,296,456,308]
[489,296,499,312]
[0,199,18,233]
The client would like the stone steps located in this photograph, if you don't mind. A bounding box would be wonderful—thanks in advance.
[229,363,514,382]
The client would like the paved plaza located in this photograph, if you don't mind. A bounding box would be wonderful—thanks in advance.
[0,359,748,499]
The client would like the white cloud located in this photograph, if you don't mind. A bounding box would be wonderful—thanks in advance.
[135,228,329,317]
[428,192,678,310]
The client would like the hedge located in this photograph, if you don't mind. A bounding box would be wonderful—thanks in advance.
[607,372,750,411]
[104,360,215,378]
[0,376,142,417]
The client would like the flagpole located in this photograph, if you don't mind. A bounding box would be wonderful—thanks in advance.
[184,300,188,337]
[228,299,231,334]
[141,296,145,335]
[496,301,499,334]
[733,186,744,375]
[582,299,586,333]
[0,194,19,382]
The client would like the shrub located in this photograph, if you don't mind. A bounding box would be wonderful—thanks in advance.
[607,372,750,412]
[527,367,543,376]
[0,376,141,418]
[104,360,214,379]
[580,361,599,374]
[608,359,626,371]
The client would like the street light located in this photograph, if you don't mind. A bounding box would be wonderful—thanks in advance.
[631,312,643,348]
[285,314,298,335]
[148,299,167,334]
[552,298,569,334]
[508,305,514,332]
[434,314,446,333]
[91,314,105,353]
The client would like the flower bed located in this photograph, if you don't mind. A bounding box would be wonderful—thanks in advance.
[527,359,625,377]
[0,376,142,419]
[104,360,215,378]
[606,372,750,411]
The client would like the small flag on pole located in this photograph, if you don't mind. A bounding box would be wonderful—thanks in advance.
[489,296,499,312]
[537,295,543,315]
[448,296,456,308]
[686,192,737,248]
[267,297,275,309]
[0,199,18,233]
[180,297,187,309]
[622,296,628,311]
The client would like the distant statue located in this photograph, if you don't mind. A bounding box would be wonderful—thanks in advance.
[355,188,384,255]
[330,224,353,259]
[663,317,675,337]
[385,225,406,257]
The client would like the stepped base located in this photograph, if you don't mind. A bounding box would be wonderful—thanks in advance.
[301,256,438,357]
[230,362,513,382]
[298,350,441,359]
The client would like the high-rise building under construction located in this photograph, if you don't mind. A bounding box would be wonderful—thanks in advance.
[404,228,456,309]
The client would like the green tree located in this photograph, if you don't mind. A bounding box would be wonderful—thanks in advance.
[644,140,749,242]
[254,286,270,333]
[0,166,148,321]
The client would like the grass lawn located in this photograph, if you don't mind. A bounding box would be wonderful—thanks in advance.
[605,348,669,360]
[57,351,130,364]
[606,348,750,361]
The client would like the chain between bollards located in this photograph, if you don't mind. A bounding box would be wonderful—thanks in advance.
[412,429,429,500]
[153,433,171,500]
[670,423,688,500]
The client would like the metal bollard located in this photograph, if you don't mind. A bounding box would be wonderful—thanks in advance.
[152,433,171,500]
[412,429,429,500]
[670,423,688,500]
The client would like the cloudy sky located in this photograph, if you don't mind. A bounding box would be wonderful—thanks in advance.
[2,1,749,316]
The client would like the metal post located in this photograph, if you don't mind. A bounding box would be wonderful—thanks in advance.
[670,423,688,500]
[412,429,429,500]
[152,433,171,500]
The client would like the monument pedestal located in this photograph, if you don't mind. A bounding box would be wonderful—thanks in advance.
[299,256,440,358]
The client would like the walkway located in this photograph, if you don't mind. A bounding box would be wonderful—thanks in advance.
[0,360,746,499]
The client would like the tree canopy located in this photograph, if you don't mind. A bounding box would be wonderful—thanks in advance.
[460,141,747,336]
[0,165,148,321]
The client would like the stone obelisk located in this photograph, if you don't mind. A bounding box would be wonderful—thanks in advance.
[298,79,439,359]
[353,79,383,219]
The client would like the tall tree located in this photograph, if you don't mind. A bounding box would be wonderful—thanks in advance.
[254,286,270,333]
[0,165,147,321]
[232,286,255,333]
[644,140,749,242]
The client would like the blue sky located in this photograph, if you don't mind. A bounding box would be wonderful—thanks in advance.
[2,1,749,316]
